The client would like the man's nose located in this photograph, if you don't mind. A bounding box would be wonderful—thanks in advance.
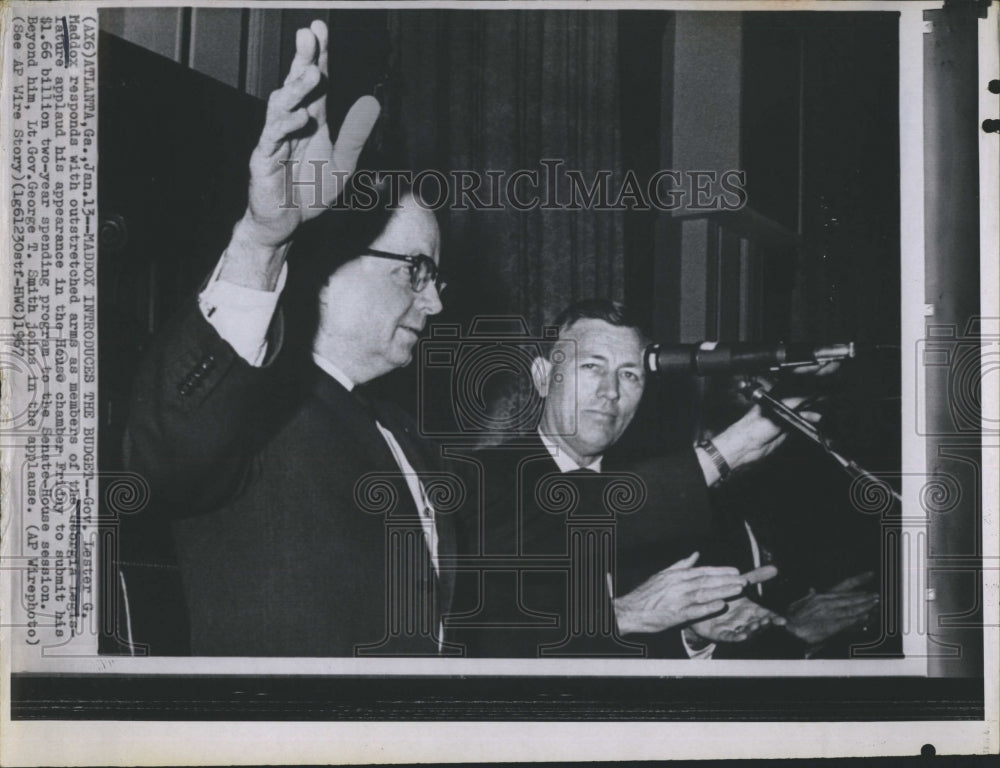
[597,372,620,401]
[415,282,443,315]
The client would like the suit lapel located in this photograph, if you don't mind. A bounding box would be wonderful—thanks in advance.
[310,370,446,651]
[307,371,393,468]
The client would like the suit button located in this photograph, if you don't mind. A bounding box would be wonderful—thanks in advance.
[177,373,199,394]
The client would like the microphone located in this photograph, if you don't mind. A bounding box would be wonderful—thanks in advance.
[643,341,856,376]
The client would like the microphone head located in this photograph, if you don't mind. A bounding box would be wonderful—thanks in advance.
[644,343,700,374]
[643,344,661,373]
[643,341,858,376]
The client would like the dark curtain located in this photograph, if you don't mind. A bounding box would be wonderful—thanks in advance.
[388,10,625,332]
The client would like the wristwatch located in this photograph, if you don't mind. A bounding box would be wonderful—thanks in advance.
[696,437,732,483]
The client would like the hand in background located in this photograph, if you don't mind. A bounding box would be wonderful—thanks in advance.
[783,571,880,646]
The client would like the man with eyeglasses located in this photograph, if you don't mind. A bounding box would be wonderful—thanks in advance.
[123,21,454,656]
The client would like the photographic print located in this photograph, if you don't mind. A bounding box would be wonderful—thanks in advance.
[1,0,996,763]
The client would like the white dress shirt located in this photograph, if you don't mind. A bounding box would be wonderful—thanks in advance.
[536,428,602,473]
[198,255,287,367]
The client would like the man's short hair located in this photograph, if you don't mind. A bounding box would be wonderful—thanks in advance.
[548,299,649,356]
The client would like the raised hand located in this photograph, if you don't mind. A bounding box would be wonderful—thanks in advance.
[710,395,821,473]
[224,20,381,289]
[613,552,753,635]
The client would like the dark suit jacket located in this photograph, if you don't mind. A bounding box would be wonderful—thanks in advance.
[123,301,456,656]
[447,435,716,658]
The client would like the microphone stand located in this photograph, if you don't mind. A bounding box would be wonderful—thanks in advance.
[737,378,903,504]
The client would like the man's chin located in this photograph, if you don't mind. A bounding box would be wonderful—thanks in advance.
[386,340,416,369]
[580,417,618,441]
[571,429,617,458]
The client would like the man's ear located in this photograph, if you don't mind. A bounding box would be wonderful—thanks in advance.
[530,356,552,397]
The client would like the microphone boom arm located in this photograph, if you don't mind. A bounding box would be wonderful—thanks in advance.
[738,378,902,504]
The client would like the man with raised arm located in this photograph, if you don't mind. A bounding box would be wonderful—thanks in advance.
[124,21,455,656]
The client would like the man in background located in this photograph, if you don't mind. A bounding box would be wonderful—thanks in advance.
[451,299,817,658]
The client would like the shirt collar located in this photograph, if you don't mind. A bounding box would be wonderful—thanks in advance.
[537,428,603,473]
[312,352,355,392]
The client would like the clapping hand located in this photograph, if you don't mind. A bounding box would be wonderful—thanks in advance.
[783,571,880,646]
[686,596,786,644]
[614,555,778,637]
[684,565,785,644]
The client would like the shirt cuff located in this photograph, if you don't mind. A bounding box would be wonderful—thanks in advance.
[198,255,287,366]
[681,627,717,659]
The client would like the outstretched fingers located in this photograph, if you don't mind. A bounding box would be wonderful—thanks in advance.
[684,599,729,622]
[285,25,321,85]
[311,20,329,76]
[330,96,382,172]
[677,571,748,608]
[668,563,740,580]
[256,66,323,158]
[829,571,876,592]
[666,551,701,570]
[689,582,747,605]
[743,564,779,586]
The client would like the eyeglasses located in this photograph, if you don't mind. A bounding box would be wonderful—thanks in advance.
[364,248,447,295]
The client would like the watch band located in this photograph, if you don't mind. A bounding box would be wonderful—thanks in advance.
[697,437,732,483]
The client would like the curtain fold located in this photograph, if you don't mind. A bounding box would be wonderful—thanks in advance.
[391,10,624,332]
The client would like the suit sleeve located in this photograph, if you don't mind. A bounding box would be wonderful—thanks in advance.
[613,449,715,559]
[122,297,283,517]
